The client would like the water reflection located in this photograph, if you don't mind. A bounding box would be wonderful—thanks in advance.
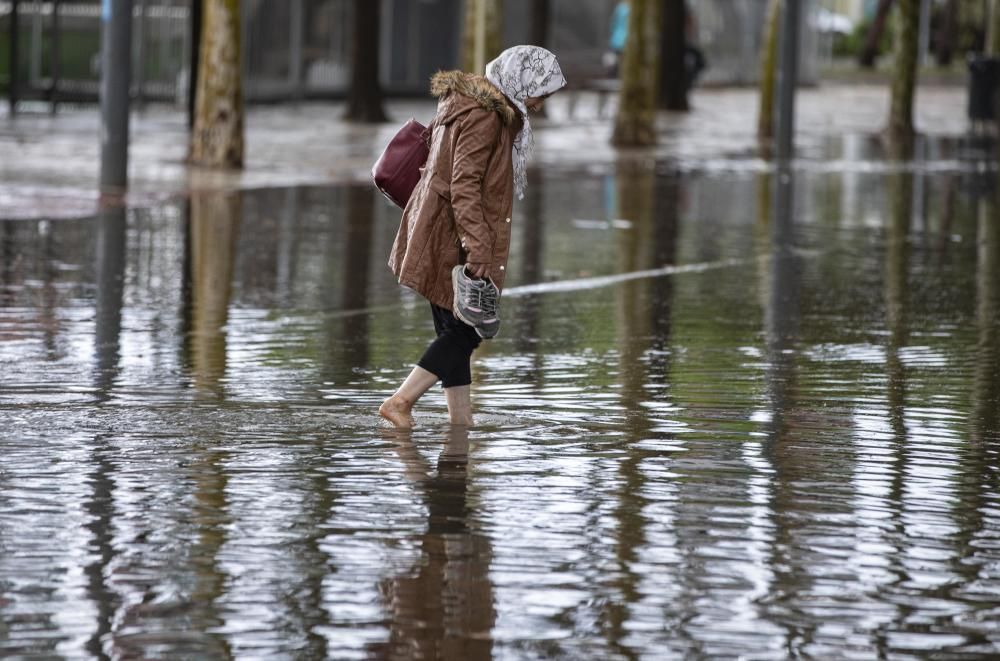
[323,185,376,383]
[514,169,545,366]
[751,166,804,655]
[94,207,127,401]
[3,162,1000,658]
[974,180,1000,438]
[1,221,16,307]
[616,159,660,402]
[187,191,241,394]
[884,144,913,599]
[181,445,233,660]
[376,427,495,659]
[84,434,116,661]
[764,168,801,426]
[609,160,651,656]
[957,171,1000,647]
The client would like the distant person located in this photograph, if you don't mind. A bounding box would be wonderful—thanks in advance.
[684,3,707,91]
[379,46,567,428]
[604,0,706,91]
[605,0,630,77]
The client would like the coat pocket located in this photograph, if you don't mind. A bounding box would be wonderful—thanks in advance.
[427,175,451,201]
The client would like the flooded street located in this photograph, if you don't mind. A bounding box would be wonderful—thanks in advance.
[2,141,999,658]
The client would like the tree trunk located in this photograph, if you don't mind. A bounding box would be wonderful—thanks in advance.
[344,0,387,122]
[933,0,957,66]
[888,0,919,141]
[757,0,782,142]
[188,0,203,128]
[529,0,549,47]
[189,0,244,168]
[659,0,688,111]
[859,0,895,68]
[462,0,504,74]
[612,0,662,146]
[989,0,1000,55]
[529,0,550,117]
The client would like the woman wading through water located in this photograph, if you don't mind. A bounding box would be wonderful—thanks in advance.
[379,46,566,428]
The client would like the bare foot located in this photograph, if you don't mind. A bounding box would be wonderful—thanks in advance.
[379,396,414,428]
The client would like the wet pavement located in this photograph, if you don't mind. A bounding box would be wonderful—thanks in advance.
[0,84,973,220]
[2,118,1000,657]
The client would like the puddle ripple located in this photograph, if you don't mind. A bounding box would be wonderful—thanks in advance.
[2,171,1000,658]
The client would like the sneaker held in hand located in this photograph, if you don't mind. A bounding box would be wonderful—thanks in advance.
[451,265,501,339]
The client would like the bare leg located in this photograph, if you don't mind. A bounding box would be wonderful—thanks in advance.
[379,366,438,428]
[444,385,473,426]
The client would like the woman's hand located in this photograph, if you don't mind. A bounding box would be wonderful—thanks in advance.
[465,262,491,279]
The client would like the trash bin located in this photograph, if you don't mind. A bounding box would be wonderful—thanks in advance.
[968,55,1000,121]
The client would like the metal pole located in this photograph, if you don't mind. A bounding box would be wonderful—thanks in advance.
[474,0,486,74]
[289,0,303,99]
[50,0,60,113]
[135,0,147,109]
[775,0,801,163]
[385,0,399,88]
[773,0,800,256]
[10,0,20,115]
[99,0,134,193]
[30,1,42,88]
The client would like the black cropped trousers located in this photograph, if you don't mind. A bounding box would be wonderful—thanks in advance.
[417,304,482,388]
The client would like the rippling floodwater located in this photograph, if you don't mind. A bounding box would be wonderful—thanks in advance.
[2,154,1000,659]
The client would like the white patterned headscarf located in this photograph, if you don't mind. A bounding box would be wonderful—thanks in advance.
[485,46,567,200]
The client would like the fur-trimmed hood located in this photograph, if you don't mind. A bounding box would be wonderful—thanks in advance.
[430,70,517,126]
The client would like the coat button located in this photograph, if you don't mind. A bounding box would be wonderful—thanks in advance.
[499,265,505,271]
[505,217,511,223]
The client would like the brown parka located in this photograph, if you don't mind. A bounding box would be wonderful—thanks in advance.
[388,71,520,311]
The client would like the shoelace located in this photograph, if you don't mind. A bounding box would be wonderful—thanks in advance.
[462,278,486,312]
[463,278,497,317]
[480,284,498,317]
